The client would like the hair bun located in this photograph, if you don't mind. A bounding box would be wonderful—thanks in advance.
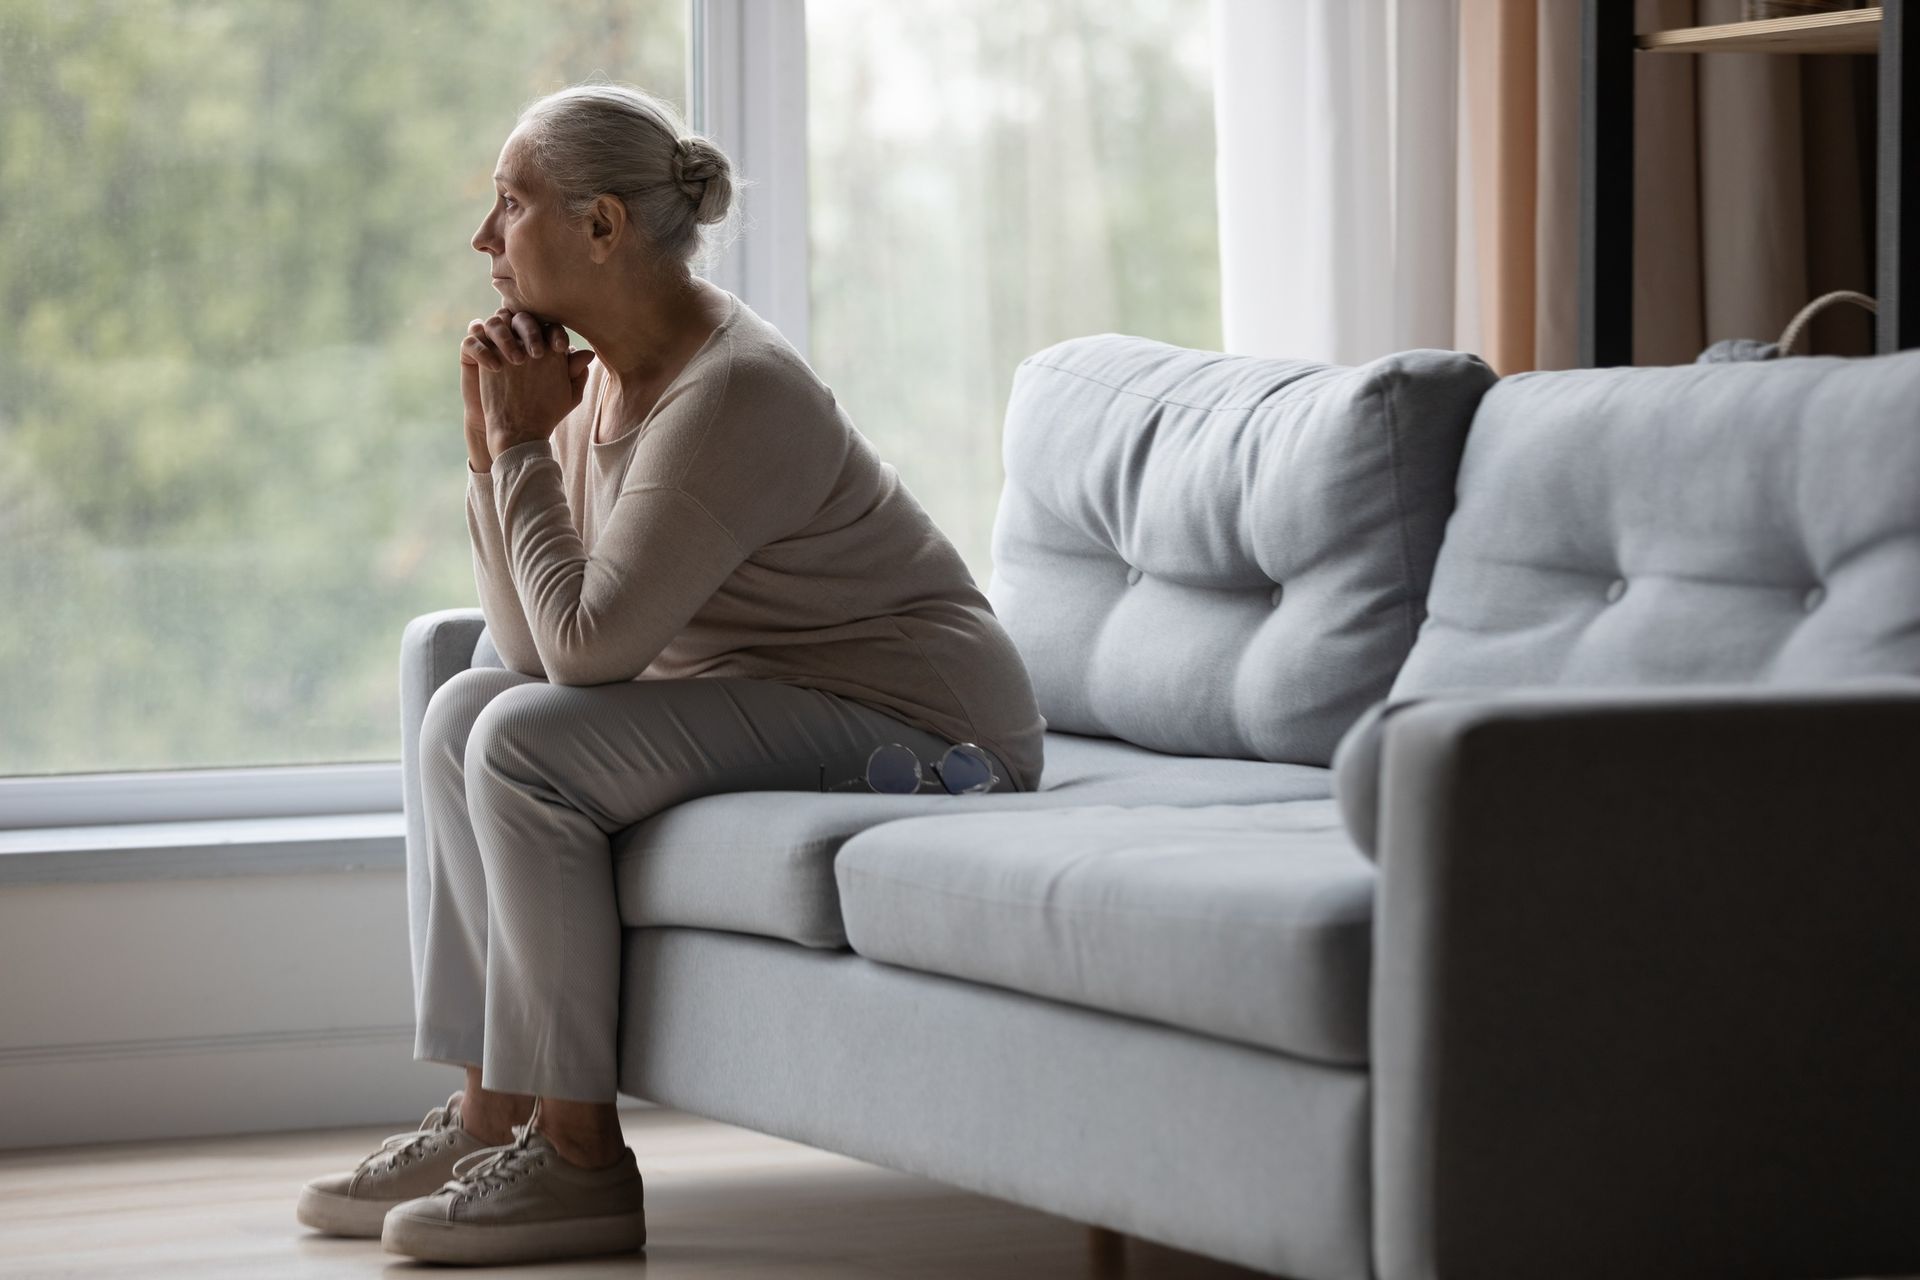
[671,136,730,225]
[518,82,739,272]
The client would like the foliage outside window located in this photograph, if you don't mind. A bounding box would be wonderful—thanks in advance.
[0,0,1217,780]
[806,0,1220,583]
[0,1,686,776]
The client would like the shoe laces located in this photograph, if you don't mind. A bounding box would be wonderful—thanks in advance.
[362,1091,462,1172]
[446,1098,547,1203]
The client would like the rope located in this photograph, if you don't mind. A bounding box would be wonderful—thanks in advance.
[1776,289,1877,356]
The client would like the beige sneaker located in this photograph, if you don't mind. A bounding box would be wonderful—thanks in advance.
[295,1091,494,1238]
[381,1115,646,1265]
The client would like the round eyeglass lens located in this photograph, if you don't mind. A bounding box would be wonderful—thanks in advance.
[864,743,925,794]
[939,744,996,794]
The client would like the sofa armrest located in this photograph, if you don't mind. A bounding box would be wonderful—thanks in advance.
[398,608,488,1003]
[399,608,490,759]
[1369,683,1920,1280]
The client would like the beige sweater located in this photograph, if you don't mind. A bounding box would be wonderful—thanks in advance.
[465,288,1046,793]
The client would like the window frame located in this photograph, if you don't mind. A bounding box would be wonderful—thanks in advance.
[691,0,812,360]
[4,0,808,831]
[0,765,402,831]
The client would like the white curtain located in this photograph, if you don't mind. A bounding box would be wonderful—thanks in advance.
[1211,0,1461,364]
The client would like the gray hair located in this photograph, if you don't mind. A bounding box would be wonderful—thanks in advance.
[514,82,749,277]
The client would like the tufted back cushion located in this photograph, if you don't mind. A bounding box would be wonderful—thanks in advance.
[986,335,1497,766]
[1392,350,1920,697]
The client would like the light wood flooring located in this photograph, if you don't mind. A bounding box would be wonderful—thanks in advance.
[0,1102,1273,1279]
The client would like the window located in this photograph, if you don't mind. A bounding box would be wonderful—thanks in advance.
[0,1,688,778]
[804,0,1219,583]
[1,0,1220,788]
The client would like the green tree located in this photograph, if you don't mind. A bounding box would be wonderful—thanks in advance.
[0,0,1219,777]
[0,0,686,774]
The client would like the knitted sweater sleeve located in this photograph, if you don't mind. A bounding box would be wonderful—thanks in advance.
[482,438,755,686]
[466,459,548,680]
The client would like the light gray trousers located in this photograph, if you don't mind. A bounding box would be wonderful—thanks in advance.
[408,667,1013,1102]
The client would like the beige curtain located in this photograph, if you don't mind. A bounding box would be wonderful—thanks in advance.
[1457,0,1876,374]
[1455,0,1538,376]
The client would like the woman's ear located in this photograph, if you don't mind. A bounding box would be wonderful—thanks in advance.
[586,194,627,264]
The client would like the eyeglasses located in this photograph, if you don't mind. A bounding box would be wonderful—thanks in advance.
[818,742,1001,795]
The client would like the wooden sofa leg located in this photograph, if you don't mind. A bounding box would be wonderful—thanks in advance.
[1087,1224,1126,1273]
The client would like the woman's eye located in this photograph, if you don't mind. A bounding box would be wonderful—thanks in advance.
[502,196,516,210]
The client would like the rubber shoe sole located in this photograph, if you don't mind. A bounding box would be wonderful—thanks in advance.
[295,1183,404,1238]
[381,1205,647,1265]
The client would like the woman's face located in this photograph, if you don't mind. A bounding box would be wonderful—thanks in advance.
[471,129,580,321]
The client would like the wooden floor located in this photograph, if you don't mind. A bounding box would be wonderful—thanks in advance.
[0,1103,1274,1278]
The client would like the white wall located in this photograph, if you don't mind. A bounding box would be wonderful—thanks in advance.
[3,870,468,1150]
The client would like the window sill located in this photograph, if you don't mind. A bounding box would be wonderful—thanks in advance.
[0,812,406,886]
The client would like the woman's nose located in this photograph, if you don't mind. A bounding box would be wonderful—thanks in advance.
[472,214,497,254]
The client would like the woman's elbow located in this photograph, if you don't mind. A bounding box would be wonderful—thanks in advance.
[540,653,636,687]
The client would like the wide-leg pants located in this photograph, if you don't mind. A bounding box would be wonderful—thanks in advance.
[406,668,1014,1103]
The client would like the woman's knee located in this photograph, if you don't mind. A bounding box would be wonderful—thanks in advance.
[422,668,540,758]
[461,682,583,788]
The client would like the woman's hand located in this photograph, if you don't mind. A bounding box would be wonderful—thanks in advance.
[460,307,595,467]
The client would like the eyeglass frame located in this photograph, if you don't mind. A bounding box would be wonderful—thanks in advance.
[817,741,1003,795]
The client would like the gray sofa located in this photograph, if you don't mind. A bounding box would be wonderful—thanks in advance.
[399,334,1920,1280]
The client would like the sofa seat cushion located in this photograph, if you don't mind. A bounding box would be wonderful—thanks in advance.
[613,731,1335,951]
[833,799,1374,1065]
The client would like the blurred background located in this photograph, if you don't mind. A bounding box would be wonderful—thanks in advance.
[0,0,1220,778]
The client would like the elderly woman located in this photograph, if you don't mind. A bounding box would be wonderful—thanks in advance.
[295,82,1044,1266]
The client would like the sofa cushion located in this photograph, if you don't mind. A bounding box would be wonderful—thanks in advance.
[613,730,1335,950]
[987,336,1495,767]
[1393,350,1920,697]
[833,799,1374,1064]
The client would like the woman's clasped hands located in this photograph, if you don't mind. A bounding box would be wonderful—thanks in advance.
[461,305,597,466]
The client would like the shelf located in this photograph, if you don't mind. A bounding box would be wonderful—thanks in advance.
[1639,7,1881,55]
[1589,0,1913,358]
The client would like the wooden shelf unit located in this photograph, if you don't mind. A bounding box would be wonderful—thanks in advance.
[1579,1,1915,363]
[1639,7,1881,55]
